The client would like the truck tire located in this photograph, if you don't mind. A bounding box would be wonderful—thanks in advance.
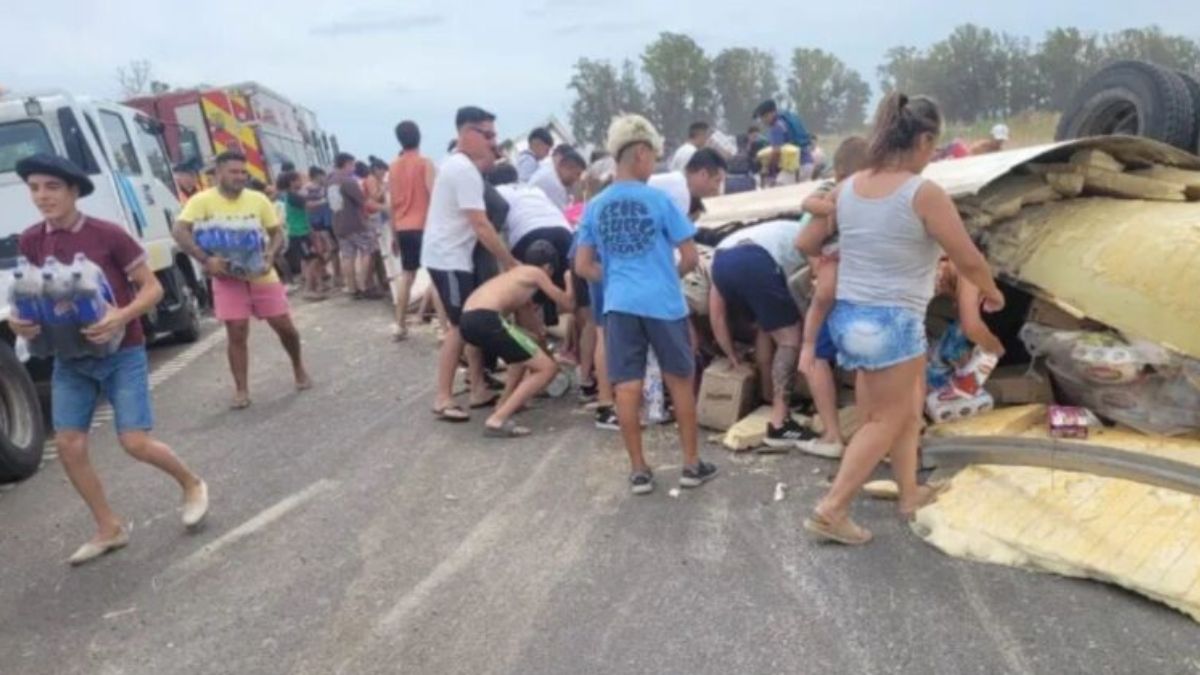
[1055,60,1197,151]
[173,278,202,344]
[0,342,46,484]
[1175,70,1200,153]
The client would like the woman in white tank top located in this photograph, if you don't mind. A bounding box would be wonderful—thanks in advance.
[795,93,1005,545]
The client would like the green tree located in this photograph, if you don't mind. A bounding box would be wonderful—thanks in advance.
[1036,28,1103,112]
[567,58,648,146]
[712,48,780,130]
[788,48,871,133]
[1101,26,1200,72]
[640,32,715,146]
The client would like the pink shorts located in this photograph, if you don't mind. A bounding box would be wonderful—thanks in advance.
[212,278,291,322]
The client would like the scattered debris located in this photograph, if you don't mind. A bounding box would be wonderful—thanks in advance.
[668,488,681,499]
[863,480,900,500]
[773,482,787,502]
[102,607,137,620]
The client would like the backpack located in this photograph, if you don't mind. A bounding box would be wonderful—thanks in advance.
[779,111,812,149]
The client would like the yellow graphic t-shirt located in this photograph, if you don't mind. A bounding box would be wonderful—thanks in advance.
[179,188,281,284]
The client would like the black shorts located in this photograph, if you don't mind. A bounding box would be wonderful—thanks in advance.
[394,230,423,272]
[429,268,477,327]
[571,269,591,310]
[287,234,317,261]
[459,309,541,365]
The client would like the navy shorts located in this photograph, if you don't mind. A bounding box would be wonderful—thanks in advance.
[711,245,800,332]
[429,268,477,327]
[605,312,694,384]
[52,346,153,433]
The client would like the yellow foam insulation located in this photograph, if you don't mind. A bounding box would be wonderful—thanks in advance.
[985,198,1200,359]
[915,407,1200,622]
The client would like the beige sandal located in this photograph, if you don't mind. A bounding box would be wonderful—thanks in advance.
[803,511,873,546]
[898,480,950,519]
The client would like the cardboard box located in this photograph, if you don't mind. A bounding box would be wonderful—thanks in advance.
[984,365,1055,405]
[698,359,759,431]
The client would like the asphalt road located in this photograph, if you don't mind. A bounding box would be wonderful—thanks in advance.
[1,295,1197,675]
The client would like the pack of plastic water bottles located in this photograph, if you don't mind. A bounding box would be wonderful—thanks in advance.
[194,221,267,278]
[7,254,124,359]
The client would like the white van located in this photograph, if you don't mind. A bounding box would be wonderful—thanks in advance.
[0,89,205,483]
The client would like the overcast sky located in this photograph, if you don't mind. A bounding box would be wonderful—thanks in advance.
[4,1,1197,160]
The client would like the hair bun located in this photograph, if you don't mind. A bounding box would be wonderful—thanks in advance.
[898,93,909,110]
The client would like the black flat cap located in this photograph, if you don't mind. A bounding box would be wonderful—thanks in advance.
[15,153,94,197]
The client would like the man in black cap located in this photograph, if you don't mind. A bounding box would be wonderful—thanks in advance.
[10,153,209,565]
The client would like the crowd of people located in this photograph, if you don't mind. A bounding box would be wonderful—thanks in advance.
[9,91,1008,564]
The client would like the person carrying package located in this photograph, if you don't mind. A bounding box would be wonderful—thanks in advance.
[173,151,312,410]
[709,216,812,451]
[574,114,717,496]
[754,99,814,185]
[795,136,869,459]
[459,242,574,438]
[794,93,1004,545]
[11,154,208,566]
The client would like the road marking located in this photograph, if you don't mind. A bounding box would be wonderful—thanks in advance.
[169,479,338,580]
[955,565,1034,675]
[373,437,568,636]
[147,322,224,390]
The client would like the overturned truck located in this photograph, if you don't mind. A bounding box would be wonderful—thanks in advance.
[696,135,1200,622]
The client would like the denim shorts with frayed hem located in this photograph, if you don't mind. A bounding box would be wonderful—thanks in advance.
[827,300,927,371]
[52,346,153,433]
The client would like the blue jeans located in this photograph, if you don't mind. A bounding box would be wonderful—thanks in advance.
[827,300,927,371]
[52,346,154,433]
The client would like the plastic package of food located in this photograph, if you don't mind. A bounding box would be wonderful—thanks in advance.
[1022,322,1200,436]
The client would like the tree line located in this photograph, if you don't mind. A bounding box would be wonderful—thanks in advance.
[566,25,1200,147]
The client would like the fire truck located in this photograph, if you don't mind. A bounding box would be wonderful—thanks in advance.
[125,82,336,183]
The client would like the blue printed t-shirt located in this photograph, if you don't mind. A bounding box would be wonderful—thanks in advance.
[576,180,695,320]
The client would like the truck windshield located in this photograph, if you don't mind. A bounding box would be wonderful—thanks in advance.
[0,120,54,173]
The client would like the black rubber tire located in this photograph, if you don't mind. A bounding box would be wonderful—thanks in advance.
[1055,60,1197,151]
[172,280,202,344]
[1175,70,1200,153]
[0,341,46,484]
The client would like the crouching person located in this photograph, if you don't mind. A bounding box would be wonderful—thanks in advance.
[459,241,574,438]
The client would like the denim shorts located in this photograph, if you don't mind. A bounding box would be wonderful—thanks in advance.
[815,322,838,363]
[52,346,153,433]
[827,300,927,371]
[605,312,694,384]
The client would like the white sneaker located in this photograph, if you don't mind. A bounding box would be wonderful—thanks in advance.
[182,480,209,528]
[798,440,844,459]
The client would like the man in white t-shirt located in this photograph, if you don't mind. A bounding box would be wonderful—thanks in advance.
[669,121,711,172]
[423,106,519,422]
[529,146,586,210]
[649,147,728,221]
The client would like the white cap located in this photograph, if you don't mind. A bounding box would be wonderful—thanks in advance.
[991,124,1010,142]
[606,114,664,160]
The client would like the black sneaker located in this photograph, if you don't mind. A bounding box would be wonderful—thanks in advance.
[579,379,599,403]
[630,470,655,495]
[595,406,620,430]
[761,418,817,453]
[680,461,718,488]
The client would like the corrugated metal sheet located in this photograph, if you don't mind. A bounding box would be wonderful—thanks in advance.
[698,135,1200,229]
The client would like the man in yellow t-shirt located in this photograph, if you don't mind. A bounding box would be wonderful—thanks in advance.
[173,151,312,409]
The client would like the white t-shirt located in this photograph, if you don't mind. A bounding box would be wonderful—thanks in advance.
[669,142,698,172]
[648,171,690,216]
[716,218,806,276]
[495,184,570,248]
[421,153,485,272]
[529,163,569,210]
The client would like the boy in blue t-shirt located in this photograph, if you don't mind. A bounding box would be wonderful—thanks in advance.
[574,114,718,495]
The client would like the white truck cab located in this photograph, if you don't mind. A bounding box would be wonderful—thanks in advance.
[0,89,206,483]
